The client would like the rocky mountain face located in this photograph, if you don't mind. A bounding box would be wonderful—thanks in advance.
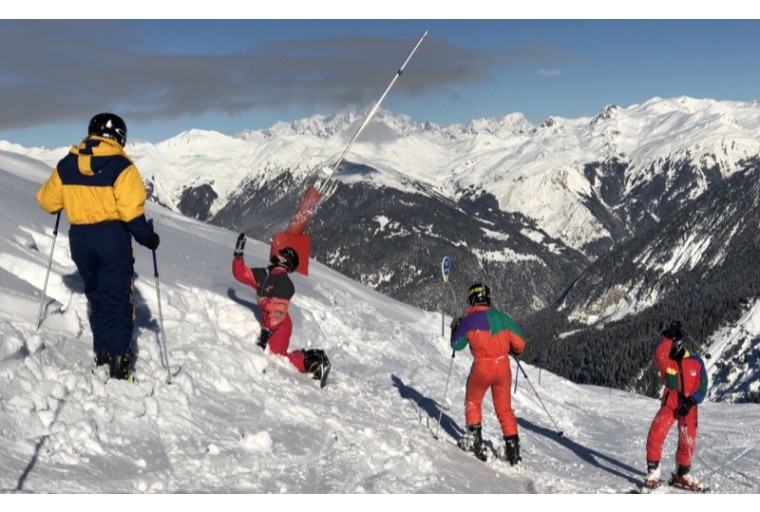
[208,162,587,321]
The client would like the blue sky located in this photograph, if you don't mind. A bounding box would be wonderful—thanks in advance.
[2,17,759,148]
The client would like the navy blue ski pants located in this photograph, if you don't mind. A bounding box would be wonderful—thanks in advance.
[69,221,135,359]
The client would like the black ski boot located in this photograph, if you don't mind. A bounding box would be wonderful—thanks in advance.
[257,329,271,350]
[94,349,110,367]
[504,434,522,466]
[303,349,331,388]
[458,423,488,461]
[109,355,134,382]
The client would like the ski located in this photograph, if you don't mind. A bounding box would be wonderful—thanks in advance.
[93,361,181,384]
[417,415,521,469]
[494,445,524,470]
[304,349,331,388]
[629,477,710,494]
[456,438,489,462]
[628,480,663,494]
[429,428,527,477]
[668,473,710,493]
[167,364,182,381]
[319,360,331,388]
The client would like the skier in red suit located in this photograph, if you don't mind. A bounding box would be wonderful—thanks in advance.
[232,233,329,382]
[645,321,708,491]
[450,283,527,465]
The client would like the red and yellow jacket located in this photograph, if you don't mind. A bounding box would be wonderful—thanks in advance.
[653,335,708,409]
[37,135,152,242]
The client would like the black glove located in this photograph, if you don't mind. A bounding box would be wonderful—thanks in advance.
[450,317,461,333]
[234,233,246,259]
[676,393,696,416]
[139,232,160,250]
[662,321,684,342]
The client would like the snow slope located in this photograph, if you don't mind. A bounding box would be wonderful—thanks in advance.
[0,150,758,496]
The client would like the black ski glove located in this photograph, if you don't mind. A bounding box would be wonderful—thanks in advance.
[139,232,160,250]
[450,317,461,333]
[676,393,696,416]
[234,233,246,259]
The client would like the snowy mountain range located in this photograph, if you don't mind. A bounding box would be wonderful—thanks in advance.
[2,96,760,402]
[16,97,760,254]
[1,147,758,495]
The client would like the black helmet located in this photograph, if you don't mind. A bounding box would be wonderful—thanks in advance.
[88,113,127,147]
[272,247,300,273]
[662,321,684,342]
[467,283,491,306]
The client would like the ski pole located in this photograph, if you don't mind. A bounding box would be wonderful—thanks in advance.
[152,248,172,384]
[680,422,695,465]
[514,363,520,394]
[285,32,428,236]
[317,30,428,194]
[36,211,61,331]
[435,278,460,439]
[434,350,456,439]
[515,357,564,437]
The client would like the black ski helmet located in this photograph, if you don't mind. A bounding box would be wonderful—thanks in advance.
[88,113,127,147]
[274,247,300,273]
[467,283,491,306]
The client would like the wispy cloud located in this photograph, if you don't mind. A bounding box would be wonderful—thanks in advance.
[537,69,562,77]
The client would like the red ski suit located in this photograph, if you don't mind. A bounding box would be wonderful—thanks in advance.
[232,257,306,372]
[450,305,526,437]
[646,335,708,467]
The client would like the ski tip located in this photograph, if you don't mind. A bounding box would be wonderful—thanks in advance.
[668,474,710,493]
[630,482,660,494]
[319,363,331,389]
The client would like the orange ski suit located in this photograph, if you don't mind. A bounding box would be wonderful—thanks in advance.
[450,305,526,437]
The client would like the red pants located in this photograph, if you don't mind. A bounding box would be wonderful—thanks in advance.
[464,357,518,437]
[646,404,698,466]
[266,315,305,372]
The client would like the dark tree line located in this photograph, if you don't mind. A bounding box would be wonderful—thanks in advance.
[522,159,760,401]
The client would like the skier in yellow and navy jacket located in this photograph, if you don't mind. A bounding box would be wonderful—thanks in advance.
[37,113,159,381]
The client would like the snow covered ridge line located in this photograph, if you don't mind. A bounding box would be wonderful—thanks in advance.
[152,96,760,258]
[5,96,760,217]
